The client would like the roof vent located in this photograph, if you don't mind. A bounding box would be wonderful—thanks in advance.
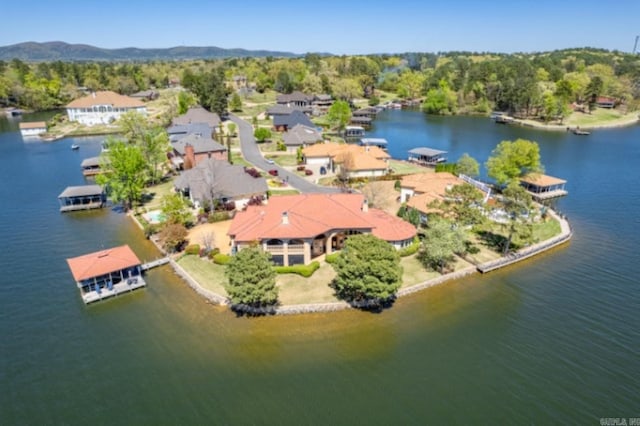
[282,211,289,225]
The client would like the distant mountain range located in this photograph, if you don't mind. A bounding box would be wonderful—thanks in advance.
[0,41,300,61]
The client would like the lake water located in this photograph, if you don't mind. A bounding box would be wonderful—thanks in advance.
[1,110,639,424]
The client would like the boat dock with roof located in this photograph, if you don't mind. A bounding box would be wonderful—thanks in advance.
[58,185,105,212]
[408,147,448,166]
[359,138,388,150]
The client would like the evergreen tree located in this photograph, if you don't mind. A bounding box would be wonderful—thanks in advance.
[225,246,278,309]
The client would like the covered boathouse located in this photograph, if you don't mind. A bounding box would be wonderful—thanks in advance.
[58,185,105,212]
[408,147,447,166]
[67,245,145,304]
[520,174,568,201]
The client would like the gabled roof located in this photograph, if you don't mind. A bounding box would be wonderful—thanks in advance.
[402,172,469,215]
[19,121,47,129]
[282,124,323,146]
[171,133,226,155]
[172,106,221,127]
[229,193,416,243]
[67,245,141,282]
[58,185,104,198]
[167,123,213,139]
[273,110,314,128]
[408,147,447,157]
[266,104,307,116]
[520,173,566,186]
[80,157,101,168]
[66,91,145,109]
[174,158,268,202]
[303,142,389,161]
[276,91,313,104]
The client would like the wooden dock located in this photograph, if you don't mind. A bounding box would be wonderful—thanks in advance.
[141,257,170,271]
[82,276,146,304]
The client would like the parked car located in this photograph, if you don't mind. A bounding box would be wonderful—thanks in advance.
[268,169,279,176]
[304,169,313,176]
[265,159,275,165]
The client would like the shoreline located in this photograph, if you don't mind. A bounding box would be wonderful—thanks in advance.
[129,209,573,316]
[509,113,639,131]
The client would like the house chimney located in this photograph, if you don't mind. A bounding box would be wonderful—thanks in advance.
[282,211,289,225]
[362,198,369,213]
[185,143,196,169]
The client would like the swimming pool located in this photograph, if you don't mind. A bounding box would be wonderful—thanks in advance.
[143,210,166,224]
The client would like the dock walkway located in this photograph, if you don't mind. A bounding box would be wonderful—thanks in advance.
[82,277,146,304]
[141,257,170,271]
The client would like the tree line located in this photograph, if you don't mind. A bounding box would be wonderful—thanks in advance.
[1,48,637,117]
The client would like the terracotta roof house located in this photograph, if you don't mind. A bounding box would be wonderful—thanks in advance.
[302,142,390,178]
[174,158,268,210]
[520,173,568,201]
[282,124,323,153]
[66,91,146,126]
[228,193,417,266]
[66,245,144,304]
[273,110,315,132]
[276,91,314,107]
[401,172,465,216]
[172,106,221,128]
[170,133,227,169]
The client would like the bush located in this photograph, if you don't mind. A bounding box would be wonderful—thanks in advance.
[185,244,200,255]
[208,211,231,223]
[435,163,458,174]
[274,261,320,277]
[398,237,420,257]
[213,253,232,265]
[325,252,340,264]
[207,248,221,260]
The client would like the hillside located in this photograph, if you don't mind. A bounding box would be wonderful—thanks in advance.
[0,41,299,61]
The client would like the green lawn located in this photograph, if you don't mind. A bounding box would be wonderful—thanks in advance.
[266,154,298,167]
[529,218,562,243]
[141,180,175,211]
[400,254,439,287]
[277,262,338,304]
[177,255,228,297]
[230,152,253,167]
[242,90,278,104]
[565,108,638,127]
[388,159,429,175]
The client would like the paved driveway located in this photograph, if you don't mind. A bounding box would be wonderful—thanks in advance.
[229,114,339,194]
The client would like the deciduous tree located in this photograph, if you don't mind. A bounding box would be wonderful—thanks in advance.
[485,139,543,185]
[96,138,146,210]
[456,153,480,177]
[500,181,534,254]
[327,100,352,132]
[418,219,467,273]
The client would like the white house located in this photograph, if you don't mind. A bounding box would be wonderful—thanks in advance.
[66,91,147,126]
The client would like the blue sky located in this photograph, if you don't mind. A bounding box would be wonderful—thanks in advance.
[2,0,639,54]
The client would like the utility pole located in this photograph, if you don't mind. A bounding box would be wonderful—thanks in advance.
[634,35,639,54]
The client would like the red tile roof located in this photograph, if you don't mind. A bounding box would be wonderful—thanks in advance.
[67,245,141,282]
[66,91,145,109]
[229,194,415,243]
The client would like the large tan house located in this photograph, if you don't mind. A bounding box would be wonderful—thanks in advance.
[401,172,465,216]
[302,142,390,178]
[66,91,146,126]
[228,193,416,266]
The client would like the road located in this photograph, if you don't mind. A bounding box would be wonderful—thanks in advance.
[229,114,339,194]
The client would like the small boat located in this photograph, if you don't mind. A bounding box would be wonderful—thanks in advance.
[71,144,80,150]
[572,129,590,135]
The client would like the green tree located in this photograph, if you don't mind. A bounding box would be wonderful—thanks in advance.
[96,138,147,210]
[254,127,272,142]
[585,76,604,113]
[229,92,243,112]
[418,219,467,273]
[161,193,192,226]
[397,70,426,100]
[485,139,543,185]
[227,122,237,136]
[456,153,480,177]
[177,91,195,115]
[500,181,534,254]
[423,79,457,115]
[118,110,150,143]
[429,183,486,227]
[225,246,278,309]
[137,127,169,185]
[327,100,352,132]
[331,234,402,305]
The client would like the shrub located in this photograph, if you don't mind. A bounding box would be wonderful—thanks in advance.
[435,163,458,174]
[398,237,420,257]
[213,253,232,265]
[185,244,200,255]
[325,252,340,264]
[207,248,221,260]
[208,211,231,223]
[274,261,320,277]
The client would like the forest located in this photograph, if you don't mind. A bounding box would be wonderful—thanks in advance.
[0,48,638,122]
